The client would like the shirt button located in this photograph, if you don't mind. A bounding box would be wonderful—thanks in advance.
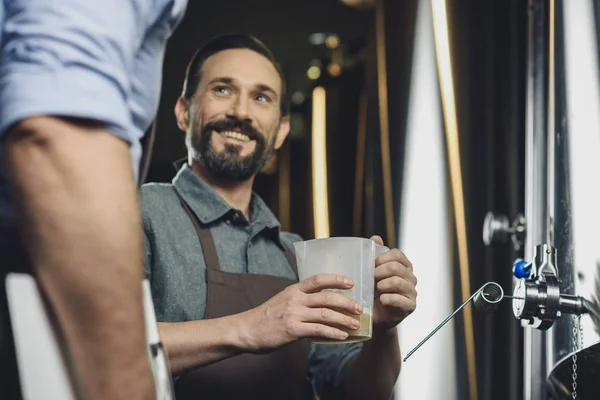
[232,212,242,222]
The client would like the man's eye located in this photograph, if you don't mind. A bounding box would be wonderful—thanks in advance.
[213,86,230,94]
[255,94,271,103]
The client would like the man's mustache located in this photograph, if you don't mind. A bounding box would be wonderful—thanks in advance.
[204,118,263,142]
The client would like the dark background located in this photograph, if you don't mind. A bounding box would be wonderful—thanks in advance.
[145,1,528,399]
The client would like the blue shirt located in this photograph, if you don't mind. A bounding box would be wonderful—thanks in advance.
[0,0,187,226]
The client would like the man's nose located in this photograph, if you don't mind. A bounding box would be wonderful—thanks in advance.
[227,96,251,122]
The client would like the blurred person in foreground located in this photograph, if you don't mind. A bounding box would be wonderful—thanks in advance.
[0,1,187,398]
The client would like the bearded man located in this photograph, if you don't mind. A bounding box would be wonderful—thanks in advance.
[141,33,418,400]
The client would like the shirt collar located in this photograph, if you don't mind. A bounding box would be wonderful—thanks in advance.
[248,190,281,231]
[172,165,281,235]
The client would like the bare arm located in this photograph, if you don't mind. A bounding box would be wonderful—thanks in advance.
[3,117,154,400]
[342,237,417,400]
[158,316,246,375]
[345,327,401,400]
[157,274,363,375]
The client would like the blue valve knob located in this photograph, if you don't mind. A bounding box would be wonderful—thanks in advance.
[513,259,532,279]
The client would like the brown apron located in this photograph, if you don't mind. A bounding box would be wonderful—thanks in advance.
[174,196,314,400]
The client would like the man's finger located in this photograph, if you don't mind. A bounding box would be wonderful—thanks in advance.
[294,322,350,341]
[297,273,354,294]
[379,293,417,314]
[375,261,417,285]
[376,276,417,298]
[305,291,363,315]
[376,248,413,271]
[301,308,360,330]
[370,235,384,246]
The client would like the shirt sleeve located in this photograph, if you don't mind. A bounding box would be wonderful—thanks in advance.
[0,0,152,142]
[308,342,363,399]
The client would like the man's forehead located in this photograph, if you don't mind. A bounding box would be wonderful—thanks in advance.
[200,49,281,93]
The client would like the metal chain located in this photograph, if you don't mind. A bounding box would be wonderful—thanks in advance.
[571,315,582,399]
[579,315,584,354]
[571,317,577,399]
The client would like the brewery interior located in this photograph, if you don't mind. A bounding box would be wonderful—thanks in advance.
[143,0,600,399]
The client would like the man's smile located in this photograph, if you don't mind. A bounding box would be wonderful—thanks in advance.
[217,130,252,142]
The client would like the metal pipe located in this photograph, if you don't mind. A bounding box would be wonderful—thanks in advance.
[523,0,550,399]
[546,0,578,380]
[558,296,585,315]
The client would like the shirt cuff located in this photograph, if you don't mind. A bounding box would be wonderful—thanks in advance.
[0,62,135,144]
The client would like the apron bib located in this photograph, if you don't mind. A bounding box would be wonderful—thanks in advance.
[173,194,314,400]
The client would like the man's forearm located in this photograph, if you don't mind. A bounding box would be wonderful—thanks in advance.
[345,327,401,400]
[159,313,251,375]
[3,117,154,400]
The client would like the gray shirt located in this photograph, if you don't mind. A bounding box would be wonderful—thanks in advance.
[141,165,362,399]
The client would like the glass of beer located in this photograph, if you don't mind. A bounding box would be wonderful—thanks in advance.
[293,237,388,344]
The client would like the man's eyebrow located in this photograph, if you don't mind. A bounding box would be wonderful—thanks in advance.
[207,77,279,98]
[255,83,278,97]
[207,77,235,85]
[208,76,277,96]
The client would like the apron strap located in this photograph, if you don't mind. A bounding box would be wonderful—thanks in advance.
[283,248,299,280]
[174,190,221,272]
[174,186,299,279]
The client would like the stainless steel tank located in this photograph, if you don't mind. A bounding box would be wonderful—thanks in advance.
[484,1,600,399]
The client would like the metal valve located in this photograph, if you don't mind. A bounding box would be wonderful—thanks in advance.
[482,212,526,251]
[512,244,588,330]
[512,259,532,279]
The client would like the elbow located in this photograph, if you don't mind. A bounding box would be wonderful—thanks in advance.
[4,116,57,149]
[4,116,102,148]
[3,117,84,182]
[3,116,127,176]
[2,117,70,184]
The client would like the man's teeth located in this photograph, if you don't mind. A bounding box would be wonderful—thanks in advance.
[221,131,250,142]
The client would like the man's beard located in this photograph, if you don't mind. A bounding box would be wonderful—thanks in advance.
[190,118,276,181]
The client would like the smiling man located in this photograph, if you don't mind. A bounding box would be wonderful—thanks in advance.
[141,34,418,400]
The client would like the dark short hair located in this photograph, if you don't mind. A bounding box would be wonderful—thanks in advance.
[181,33,289,116]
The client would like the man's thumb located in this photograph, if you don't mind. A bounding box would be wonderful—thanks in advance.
[370,235,384,246]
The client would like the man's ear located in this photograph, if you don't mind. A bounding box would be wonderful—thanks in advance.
[274,116,291,150]
[174,97,191,132]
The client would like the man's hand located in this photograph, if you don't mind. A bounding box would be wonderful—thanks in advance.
[371,235,418,331]
[237,274,363,353]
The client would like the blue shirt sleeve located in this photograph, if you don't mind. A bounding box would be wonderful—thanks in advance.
[0,0,153,142]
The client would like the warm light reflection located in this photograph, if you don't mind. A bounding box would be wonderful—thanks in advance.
[430,0,477,399]
[278,145,291,232]
[307,66,321,80]
[327,62,342,77]
[325,35,340,49]
[311,86,330,238]
[352,90,368,236]
[375,0,396,246]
